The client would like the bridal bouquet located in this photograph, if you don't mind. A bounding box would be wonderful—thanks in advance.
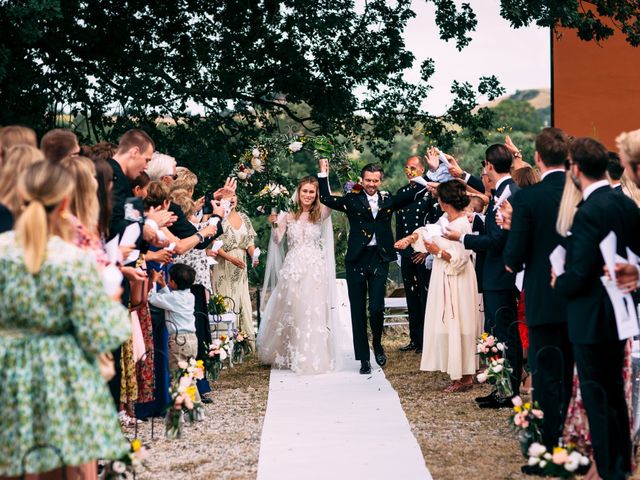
[525,443,589,477]
[102,439,150,479]
[208,294,228,316]
[232,330,252,363]
[476,356,514,399]
[257,183,291,213]
[165,358,205,439]
[510,396,544,457]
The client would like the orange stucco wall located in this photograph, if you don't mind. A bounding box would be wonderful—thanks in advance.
[552,25,640,150]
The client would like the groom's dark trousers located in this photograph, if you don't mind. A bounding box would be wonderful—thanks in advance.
[346,247,389,361]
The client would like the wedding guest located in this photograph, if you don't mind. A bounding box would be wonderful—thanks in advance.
[0,145,45,233]
[503,127,573,451]
[617,128,640,188]
[394,155,438,354]
[512,165,539,189]
[0,125,37,166]
[213,194,258,342]
[444,144,521,408]
[553,137,640,480]
[0,161,130,479]
[132,172,151,199]
[40,128,80,163]
[606,150,640,205]
[93,158,114,240]
[395,181,480,392]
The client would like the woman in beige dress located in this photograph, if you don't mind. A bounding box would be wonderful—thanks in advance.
[395,180,480,392]
[212,195,258,341]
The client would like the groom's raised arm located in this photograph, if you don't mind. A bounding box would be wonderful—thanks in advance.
[317,172,348,212]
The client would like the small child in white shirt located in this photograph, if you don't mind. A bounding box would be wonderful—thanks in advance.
[149,264,198,379]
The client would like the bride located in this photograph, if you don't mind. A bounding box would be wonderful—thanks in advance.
[257,175,350,374]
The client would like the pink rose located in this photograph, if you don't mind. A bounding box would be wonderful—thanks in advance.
[184,395,194,410]
[175,395,184,406]
[512,396,523,407]
[521,420,529,429]
[486,336,495,347]
[532,409,544,419]
[553,450,569,465]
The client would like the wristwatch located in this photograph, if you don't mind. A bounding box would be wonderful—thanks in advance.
[436,250,443,259]
[195,232,205,243]
[513,151,522,158]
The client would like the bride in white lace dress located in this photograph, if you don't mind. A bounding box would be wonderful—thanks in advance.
[257,176,349,374]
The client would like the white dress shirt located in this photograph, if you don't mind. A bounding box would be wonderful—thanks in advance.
[366,192,379,246]
[582,179,610,201]
[541,168,565,181]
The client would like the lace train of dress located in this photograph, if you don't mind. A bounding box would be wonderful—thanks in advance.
[257,216,336,374]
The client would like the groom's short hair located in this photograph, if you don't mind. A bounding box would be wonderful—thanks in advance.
[361,163,384,179]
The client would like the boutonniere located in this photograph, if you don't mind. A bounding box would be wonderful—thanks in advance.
[380,191,389,201]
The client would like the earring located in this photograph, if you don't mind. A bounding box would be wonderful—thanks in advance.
[60,210,70,220]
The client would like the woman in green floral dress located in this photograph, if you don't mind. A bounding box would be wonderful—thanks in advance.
[0,162,130,479]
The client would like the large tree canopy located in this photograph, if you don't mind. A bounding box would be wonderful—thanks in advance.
[1,0,638,176]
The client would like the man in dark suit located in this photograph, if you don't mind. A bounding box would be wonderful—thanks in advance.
[553,138,640,480]
[395,155,440,354]
[444,144,521,407]
[503,128,572,449]
[318,158,426,374]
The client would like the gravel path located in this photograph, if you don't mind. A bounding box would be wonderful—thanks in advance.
[126,357,270,480]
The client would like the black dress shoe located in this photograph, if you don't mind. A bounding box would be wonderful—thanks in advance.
[201,396,213,404]
[474,390,497,403]
[374,350,387,367]
[360,360,371,375]
[478,395,513,409]
[399,341,416,352]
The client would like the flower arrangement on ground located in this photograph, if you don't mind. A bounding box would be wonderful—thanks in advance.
[509,396,544,456]
[102,438,149,479]
[476,332,505,363]
[208,294,228,316]
[232,330,252,363]
[165,358,205,439]
[476,355,514,398]
[525,442,590,477]
[204,338,231,380]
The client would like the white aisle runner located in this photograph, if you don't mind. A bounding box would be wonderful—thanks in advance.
[257,281,432,480]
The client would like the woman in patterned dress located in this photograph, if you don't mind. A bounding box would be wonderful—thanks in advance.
[0,162,130,479]
[212,195,258,342]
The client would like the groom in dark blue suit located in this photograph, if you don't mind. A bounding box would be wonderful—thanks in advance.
[318,158,427,374]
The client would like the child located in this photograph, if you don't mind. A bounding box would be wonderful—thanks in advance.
[149,264,200,383]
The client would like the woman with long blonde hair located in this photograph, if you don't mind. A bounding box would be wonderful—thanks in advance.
[0,161,130,479]
[0,144,45,233]
[257,175,352,374]
[555,172,582,237]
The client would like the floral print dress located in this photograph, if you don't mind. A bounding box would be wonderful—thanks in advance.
[212,212,256,340]
[0,233,131,476]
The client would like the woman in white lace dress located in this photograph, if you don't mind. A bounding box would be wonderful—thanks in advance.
[256,176,338,374]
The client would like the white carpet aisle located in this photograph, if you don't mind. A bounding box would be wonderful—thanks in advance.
[257,281,432,480]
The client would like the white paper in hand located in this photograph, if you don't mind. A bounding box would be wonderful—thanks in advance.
[601,275,640,340]
[104,235,121,264]
[210,240,224,253]
[252,247,261,267]
[549,245,566,276]
[102,264,123,296]
[437,150,450,167]
[515,271,524,292]
[493,185,512,211]
[164,242,176,252]
[599,231,618,282]
[626,247,640,268]
[120,222,141,246]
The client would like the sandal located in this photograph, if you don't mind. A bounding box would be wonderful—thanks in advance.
[443,381,473,393]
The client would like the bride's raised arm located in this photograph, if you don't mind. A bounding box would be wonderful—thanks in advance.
[271,211,290,244]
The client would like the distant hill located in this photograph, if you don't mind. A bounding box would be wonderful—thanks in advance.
[481,88,551,126]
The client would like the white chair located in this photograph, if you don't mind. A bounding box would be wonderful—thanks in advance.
[384,297,409,326]
[209,312,236,339]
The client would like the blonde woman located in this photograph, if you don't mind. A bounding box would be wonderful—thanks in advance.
[0,161,130,479]
[0,125,37,165]
[0,145,44,233]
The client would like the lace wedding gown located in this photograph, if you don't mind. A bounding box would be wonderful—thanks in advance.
[257,212,336,374]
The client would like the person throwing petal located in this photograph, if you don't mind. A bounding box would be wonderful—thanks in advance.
[317,158,427,374]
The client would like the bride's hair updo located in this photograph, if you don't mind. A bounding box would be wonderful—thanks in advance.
[293,176,322,224]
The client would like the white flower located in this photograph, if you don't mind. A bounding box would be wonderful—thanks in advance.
[289,141,303,152]
[177,360,188,369]
[112,461,127,474]
[219,349,227,361]
[528,443,546,457]
[251,158,263,171]
[496,342,505,351]
[497,358,505,364]
[511,396,523,407]
[528,456,540,466]
[579,455,589,466]
[543,452,552,460]
[564,460,579,472]
[252,148,261,157]
[476,372,487,383]
[539,460,547,468]
[237,171,248,180]
[493,364,503,373]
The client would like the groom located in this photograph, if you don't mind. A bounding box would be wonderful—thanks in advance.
[318,158,427,374]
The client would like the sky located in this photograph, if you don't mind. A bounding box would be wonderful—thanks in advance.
[401,0,551,114]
